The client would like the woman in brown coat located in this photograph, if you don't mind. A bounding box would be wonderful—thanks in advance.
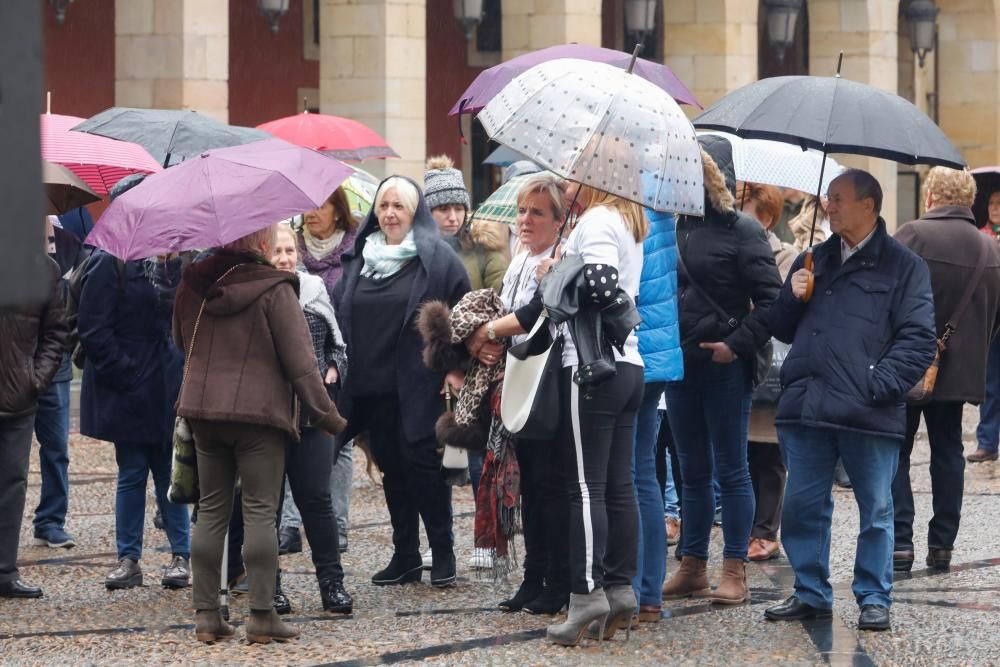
[172,225,345,645]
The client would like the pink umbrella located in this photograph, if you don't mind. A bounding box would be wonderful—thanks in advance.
[257,112,399,161]
[41,113,162,196]
[87,139,352,261]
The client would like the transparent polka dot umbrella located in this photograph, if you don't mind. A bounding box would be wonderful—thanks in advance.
[477,57,704,216]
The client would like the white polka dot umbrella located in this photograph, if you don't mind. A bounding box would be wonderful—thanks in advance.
[477,58,704,216]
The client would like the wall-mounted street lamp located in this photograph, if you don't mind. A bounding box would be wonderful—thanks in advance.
[48,0,74,25]
[624,0,657,50]
[258,0,290,34]
[906,0,940,68]
[762,0,804,64]
[453,0,484,40]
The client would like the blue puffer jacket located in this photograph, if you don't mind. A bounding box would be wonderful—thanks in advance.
[768,219,936,440]
[638,210,683,382]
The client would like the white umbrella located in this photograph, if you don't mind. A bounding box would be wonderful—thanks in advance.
[698,130,843,195]
[477,58,704,216]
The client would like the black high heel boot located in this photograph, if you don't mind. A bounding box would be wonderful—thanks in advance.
[523,583,570,615]
[498,579,544,612]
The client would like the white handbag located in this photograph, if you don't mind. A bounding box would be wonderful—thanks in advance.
[500,315,563,439]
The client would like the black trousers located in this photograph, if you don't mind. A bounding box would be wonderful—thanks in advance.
[516,436,569,589]
[228,427,344,584]
[560,363,643,593]
[748,441,786,541]
[0,414,35,584]
[893,401,966,552]
[357,396,453,557]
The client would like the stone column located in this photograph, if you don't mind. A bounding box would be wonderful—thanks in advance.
[501,0,602,62]
[320,0,426,181]
[115,0,229,122]
[809,0,899,227]
[662,0,758,114]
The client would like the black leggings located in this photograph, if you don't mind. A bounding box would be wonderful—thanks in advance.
[559,362,644,593]
[516,436,569,590]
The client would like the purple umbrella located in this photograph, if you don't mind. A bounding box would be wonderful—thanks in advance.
[87,138,352,260]
[448,43,701,117]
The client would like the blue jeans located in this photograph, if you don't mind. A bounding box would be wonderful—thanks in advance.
[664,358,753,561]
[113,440,190,560]
[660,410,680,518]
[469,450,485,498]
[32,380,70,534]
[977,336,1000,454]
[633,382,667,607]
[778,425,899,609]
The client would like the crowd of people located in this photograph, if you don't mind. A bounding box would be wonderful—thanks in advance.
[3,133,1000,646]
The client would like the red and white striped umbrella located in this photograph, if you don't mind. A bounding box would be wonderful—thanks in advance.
[41,113,162,195]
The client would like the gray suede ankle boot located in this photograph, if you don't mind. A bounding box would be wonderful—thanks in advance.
[546,589,611,647]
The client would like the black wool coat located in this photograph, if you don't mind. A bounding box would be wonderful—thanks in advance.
[333,176,471,449]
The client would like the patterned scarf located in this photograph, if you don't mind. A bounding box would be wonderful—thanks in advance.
[473,387,520,579]
[361,230,418,279]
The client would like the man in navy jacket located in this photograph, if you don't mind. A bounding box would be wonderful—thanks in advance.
[763,170,936,632]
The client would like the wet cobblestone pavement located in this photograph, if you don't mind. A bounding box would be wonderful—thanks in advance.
[2,401,998,665]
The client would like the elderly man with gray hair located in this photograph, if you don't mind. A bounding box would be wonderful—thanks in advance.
[890,167,1000,574]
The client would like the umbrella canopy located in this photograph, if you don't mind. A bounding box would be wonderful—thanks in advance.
[693,75,965,169]
[483,145,530,167]
[73,107,270,167]
[698,131,844,195]
[87,139,352,261]
[450,43,701,115]
[478,58,704,216]
[257,112,398,161]
[41,113,162,196]
[971,166,1000,228]
[43,159,100,214]
[343,164,379,215]
[473,174,532,227]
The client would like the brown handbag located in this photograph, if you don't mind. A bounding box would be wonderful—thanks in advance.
[905,238,991,404]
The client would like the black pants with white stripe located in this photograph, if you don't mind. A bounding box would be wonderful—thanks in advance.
[559,362,644,594]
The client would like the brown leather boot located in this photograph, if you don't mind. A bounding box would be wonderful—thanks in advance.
[711,558,748,605]
[661,556,710,600]
[194,609,235,643]
[245,608,300,644]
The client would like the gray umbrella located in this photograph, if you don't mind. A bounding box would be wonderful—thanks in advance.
[692,70,964,170]
[72,107,271,168]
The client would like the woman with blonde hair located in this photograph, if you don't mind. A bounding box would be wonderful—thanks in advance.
[466,182,647,645]
[172,224,347,644]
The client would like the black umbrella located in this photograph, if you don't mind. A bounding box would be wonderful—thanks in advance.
[693,54,965,299]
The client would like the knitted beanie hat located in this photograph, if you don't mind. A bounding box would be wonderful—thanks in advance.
[424,155,471,211]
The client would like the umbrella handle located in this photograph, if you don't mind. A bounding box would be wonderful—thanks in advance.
[802,249,815,303]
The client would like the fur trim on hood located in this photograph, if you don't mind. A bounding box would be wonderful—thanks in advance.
[468,219,508,253]
[416,300,469,373]
[698,135,737,216]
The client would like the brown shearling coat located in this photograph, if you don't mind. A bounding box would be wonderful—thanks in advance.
[172,251,345,439]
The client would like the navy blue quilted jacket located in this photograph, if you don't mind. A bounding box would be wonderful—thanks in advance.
[768,219,936,439]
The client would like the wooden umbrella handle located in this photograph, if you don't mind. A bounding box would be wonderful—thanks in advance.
[802,249,815,302]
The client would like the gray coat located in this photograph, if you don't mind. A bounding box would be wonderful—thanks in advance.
[895,205,1000,403]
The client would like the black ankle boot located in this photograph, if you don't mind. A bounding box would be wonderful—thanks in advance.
[273,569,291,615]
[372,553,423,586]
[523,583,569,615]
[498,579,544,612]
[319,577,353,614]
[430,550,456,588]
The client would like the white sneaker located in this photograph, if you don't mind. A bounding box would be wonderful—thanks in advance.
[467,548,493,570]
[421,548,433,570]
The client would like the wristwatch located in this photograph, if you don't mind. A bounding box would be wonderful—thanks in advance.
[486,321,497,342]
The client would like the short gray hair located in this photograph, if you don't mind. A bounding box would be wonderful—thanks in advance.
[834,169,883,215]
[516,172,566,222]
[374,177,420,219]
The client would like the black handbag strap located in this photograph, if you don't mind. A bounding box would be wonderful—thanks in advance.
[942,237,991,346]
[676,245,739,330]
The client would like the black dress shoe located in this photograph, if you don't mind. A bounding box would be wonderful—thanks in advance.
[764,596,833,621]
[273,568,292,615]
[430,550,457,588]
[372,553,423,586]
[892,550,915,572]
[278,526,302,555]
[0,579,43,598]
[105,558,143,590]
[858,604,890,631]
[926,548,952,570]
[522,584,569,615]
[498,579,544,612]
[320,578,353,614]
